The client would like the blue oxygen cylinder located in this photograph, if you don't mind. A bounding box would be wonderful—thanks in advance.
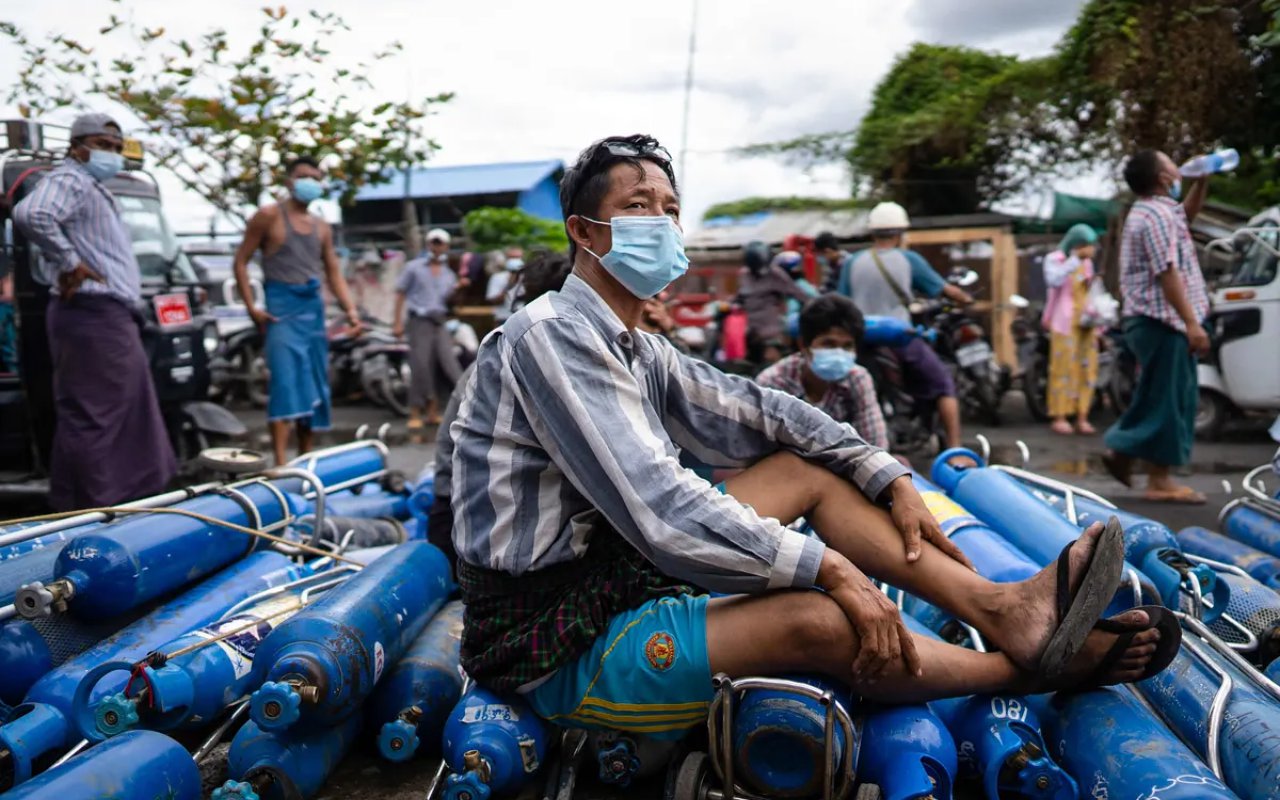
[730,675,857,799]
[0,622,52,707]
[442,687,550,800]
[929,451,1158,616]
[0,729,200,800]
[1013,478,1228,617]
[857,704,958,800]
[863,316,919,348]
[12,481,301,621]
[899,614,1075,798]
[1178,526,1280,590]
[74,572,343,741]
[249,542,451,732]
[1222,499,1280,560]
[213,713,363,800]
[929,695,1076,799]
[0,551,304,790]
[1029,688,1239,799]
[369,600,465,762]
[1133,641,1280,800]
[317,487,411,521]
[910,473,1040,583]
[287,440,388,491]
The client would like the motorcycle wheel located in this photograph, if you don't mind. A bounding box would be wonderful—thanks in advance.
[975,377,1002,427]
[1023,353,1050,422]
[1195,389,1229,440]
[383,362,411,417]
[240,343,270,409]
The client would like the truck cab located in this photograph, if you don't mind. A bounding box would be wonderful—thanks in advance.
[0,119,241,495]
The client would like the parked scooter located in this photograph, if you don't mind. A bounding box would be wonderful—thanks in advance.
[912,269,1008,426]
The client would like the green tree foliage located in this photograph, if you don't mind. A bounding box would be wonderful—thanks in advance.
[1,5,453,223]
[743,44,1065,216]
[1056,0,1280,209]
[702,196,869,221]
[462,207,568,253]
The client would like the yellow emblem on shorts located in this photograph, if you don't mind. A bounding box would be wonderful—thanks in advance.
[645,631,677,671]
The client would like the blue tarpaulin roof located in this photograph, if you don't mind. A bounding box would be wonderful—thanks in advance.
[354,159,563,202]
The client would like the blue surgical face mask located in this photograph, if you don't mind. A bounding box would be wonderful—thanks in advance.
[809,348,855,382]
[583,215,689,299]
[292,177,324,204]
[1168,179,1182,201]
[505,258,524,272]
[84,148,124,182]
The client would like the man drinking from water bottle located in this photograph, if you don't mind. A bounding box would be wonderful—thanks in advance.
[233,156,362,466]
[450,134,1171,743]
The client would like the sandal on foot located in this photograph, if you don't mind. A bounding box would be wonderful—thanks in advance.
[1075,421,1097,435]
[1142,487,1207,505]
[1050,420,1074,436]
[1084,604,1182,686]
[1039,517,1126,680]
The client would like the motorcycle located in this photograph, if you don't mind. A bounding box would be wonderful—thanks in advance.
[328,315,410,415]
[911,269,1008,426]
[858,317,946,455]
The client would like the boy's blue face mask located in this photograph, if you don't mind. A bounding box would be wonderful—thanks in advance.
[809,348,855,382]
[291,177,324,204]
[582,215,689,300]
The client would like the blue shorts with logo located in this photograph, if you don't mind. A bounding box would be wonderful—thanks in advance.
[525,594,713,740]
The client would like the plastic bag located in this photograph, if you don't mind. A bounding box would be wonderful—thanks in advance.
[1079,279,1119,328]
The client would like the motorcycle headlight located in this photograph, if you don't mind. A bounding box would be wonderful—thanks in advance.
[202,323,220,357]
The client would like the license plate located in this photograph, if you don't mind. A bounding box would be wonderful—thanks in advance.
[956,342,992,368]
[153,293,193,328]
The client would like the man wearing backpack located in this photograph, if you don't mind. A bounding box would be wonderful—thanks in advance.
[831,203,972,449]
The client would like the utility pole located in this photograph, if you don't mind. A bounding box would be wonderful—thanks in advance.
[678,0,700,183]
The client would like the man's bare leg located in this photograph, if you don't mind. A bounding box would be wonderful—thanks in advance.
[268,420,291,466]
[937,396,962,449]
[723,453,1145,673]
[707,591,1157,700]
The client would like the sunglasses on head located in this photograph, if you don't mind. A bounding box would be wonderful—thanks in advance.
[567,139,675,215]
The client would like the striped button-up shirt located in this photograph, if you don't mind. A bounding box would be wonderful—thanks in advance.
[12,159,141,304]
[450,274,907,594]
[755,352,890,451]
[1119,196,1210,332]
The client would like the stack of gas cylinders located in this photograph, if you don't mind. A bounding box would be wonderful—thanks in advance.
[4,442,1280,800]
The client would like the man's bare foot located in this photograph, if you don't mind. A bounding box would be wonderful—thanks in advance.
[1020,609,1161,692]
[980,521,1113,672]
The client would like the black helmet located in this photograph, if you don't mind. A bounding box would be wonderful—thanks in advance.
[744,241,770,274]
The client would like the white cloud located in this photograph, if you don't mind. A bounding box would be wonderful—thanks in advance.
[0,0,1099,234]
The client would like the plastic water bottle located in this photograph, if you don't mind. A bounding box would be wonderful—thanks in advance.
[1179,148,1239,178]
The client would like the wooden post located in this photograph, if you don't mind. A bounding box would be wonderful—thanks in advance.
[990,230,1019,368]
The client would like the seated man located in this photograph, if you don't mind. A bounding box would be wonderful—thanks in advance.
[757,294,890,452]
[429,251,573,576]
[451,135,1164,740]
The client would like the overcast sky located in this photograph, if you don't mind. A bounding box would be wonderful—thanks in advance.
[1,0,1092,234]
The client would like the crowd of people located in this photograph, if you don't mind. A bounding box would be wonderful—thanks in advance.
[5,106,1236,742]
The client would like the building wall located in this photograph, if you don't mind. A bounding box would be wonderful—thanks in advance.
[517,177,563,222]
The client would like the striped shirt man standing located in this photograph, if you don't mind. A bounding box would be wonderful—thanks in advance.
[1103,149,1213,503]
[12,113,175,509]
[452,135,1159,739]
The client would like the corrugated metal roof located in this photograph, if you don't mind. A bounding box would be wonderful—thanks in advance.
[687,209,871,250]
[354,160,564,202]
[686,209,1014,250]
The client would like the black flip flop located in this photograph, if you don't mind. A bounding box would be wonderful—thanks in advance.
[1084,604,1182,685]
[1039,517,1126,680]
[1100,451,1133,488]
